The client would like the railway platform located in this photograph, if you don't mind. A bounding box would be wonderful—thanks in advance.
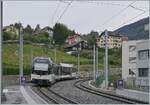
[2,85,47,104]
[87,80,149,103]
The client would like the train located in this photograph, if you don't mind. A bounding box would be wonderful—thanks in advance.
[31,57,78,86]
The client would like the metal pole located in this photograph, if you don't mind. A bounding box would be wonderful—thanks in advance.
[105,29,108,88]
[30,46,33,67]
[19,25,23,85]
[54,47,56,63]
[0,1,3,103]
[93,44,96,82]
[77,48,80,74]
[77,43,81,74]
[96,46,98,79]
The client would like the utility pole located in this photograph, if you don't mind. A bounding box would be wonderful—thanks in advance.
[0,1,3,103]
[54,47,56,63]
[19,24,23,85]
[93,44,96,82]
[77,44,80,74]
[30,46,33,68]
[96,46,98,79]
[104,29,108,88]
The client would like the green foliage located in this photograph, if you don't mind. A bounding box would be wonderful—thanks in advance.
[95,75,105,87]
[3,31,18,41]
[53,23,75,45]
[109,74,121,88]
[23,32,50,43]
[80,48,121,67]
[23,24,33,34]
[85,31,99,48]
[32,33,50,43]
[3,44,89,75]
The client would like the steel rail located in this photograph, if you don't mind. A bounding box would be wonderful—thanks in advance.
[31,86,59,104]
[47,87,78,104]
[31,86,78,104]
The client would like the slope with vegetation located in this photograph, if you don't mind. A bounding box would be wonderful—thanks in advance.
[3,43,121,75]
[115,17,149,40]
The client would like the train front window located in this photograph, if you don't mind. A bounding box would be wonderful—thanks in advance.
[35,59,50,64]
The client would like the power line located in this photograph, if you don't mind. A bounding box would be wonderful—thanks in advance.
[113,11,147,30]
[56,0,73,23]
[86,1,133,7]
[77,1,148,9]
[130,5,146,12]
[51,1,61,26]
[100,1,136,29]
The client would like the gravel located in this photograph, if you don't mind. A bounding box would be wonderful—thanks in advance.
[50,79,125,104]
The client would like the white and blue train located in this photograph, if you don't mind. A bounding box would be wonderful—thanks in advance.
[31,57,78,85]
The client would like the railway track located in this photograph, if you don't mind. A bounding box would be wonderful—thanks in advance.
[32,86,78,104]
[74,79,149,104]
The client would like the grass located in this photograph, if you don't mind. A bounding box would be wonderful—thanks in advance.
[3,44,90,75]
[3,44,122,75]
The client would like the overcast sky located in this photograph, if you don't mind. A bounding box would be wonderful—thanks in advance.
[3,1,149,34]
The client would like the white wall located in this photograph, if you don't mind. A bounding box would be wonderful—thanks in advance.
[136,40,149,87]
[122,40,144,81]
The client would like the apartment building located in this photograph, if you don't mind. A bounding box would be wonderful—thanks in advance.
[122,39,149,89]
[122,40,141,81]
[96,31,128,49]
[136,40,149,89]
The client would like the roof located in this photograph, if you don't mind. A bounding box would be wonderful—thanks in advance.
[100,31,124,37]
[33,57,53,63]
[65,40,84,48]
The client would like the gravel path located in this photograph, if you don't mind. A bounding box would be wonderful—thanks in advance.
[50,79,124,104]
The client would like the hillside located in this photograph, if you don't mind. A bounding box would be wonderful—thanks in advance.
[115,17,149,40]
[3,44,121,75]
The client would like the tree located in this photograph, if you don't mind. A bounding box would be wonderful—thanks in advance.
[34,24,41,33]
[14,22,22,30]
[24,24,33,34]
[86,31,99,48]
[53,23,71,45]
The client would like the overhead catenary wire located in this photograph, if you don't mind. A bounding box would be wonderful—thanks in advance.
[113,10,147,30]
[100,1,136,29]
[78,1,148,9]
[56,0,73,23]
[51,1,61,26]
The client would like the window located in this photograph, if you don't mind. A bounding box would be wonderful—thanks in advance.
[129,46,136,52]
[138,68,148,77]
[138,49,149,60]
